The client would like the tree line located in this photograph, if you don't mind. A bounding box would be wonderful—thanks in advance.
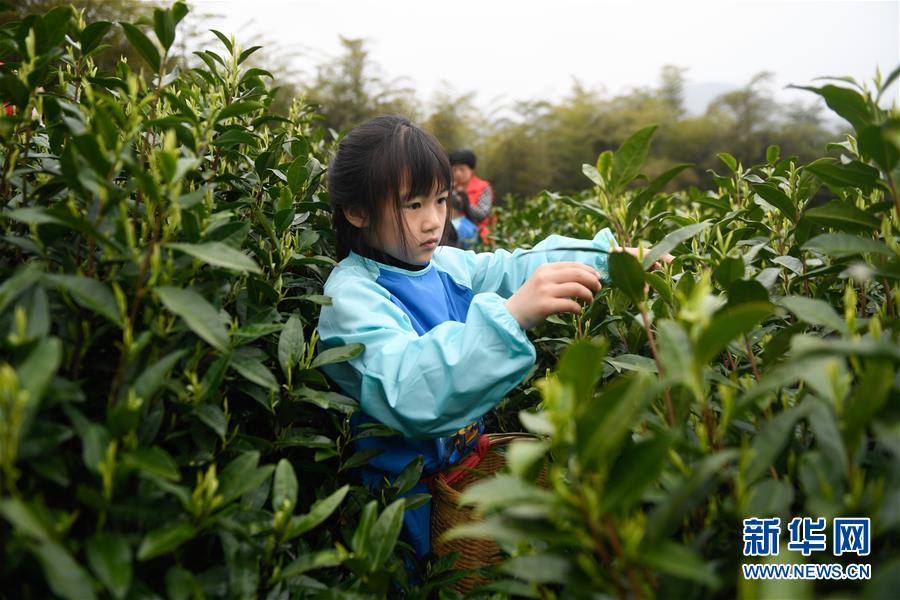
[302,40,839,198]
[5,1,844,199]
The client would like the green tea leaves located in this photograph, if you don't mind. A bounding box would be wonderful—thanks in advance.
[166,242,262,273]
[696,301,774,365]
[121,23,161,72]
[154,286,230,352]
[608,250,645,303]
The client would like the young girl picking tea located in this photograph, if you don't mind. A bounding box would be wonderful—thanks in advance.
[317,115,657,574]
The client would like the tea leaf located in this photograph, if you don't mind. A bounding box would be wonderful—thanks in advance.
[154,286,230,352]
[35,541,97,600]
[611,125,657,192]
[643,221,711,268]
[791,84,870,130]
[137,523,197,561]
[134,350,187,400]
[79,21,111,54]
[278,549,343,581]
[286,485,350,540]
[278,314,305,376]
[804,159,881,194]
[577,374,655,474]
[44,274,122,327]
[219,452,274,504]
[627,163,692,226]
[752,183,797,222]
[152,7,175,50]
[367,499,405,569]
[806,398,847,477]
[608,251,645,304]
[86,533,132,599]
[192,404,227,438]
[746,403,810,483]
[802,232,894,257]
[500,555,572,584]
[124,447,180,481]
[604,434,671,512]
[209,29,233,53]
[695,301,774,364]
[557,338,608,400]
[0,498,50,542]
[646,451,737,536]
[166,242,262,273]
[390,455,424,497]
[643,542,719,586]
[311,343,364,368]
[273,458,299,511]
[229,351,278,390]
[746,478,794,519]
[120,23,161,71]
[717,152,738,172]
[778,296,848,334]
[216,101,262,122]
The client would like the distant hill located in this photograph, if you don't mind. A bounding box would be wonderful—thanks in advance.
[682,80,846,128]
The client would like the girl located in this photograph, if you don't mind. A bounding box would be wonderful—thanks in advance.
[317,115,646,574]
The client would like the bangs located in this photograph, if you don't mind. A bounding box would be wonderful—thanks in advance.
[370,120,452,207]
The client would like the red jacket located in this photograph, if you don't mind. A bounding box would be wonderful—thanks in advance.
[463,174,495,245]
[1,61,12,115]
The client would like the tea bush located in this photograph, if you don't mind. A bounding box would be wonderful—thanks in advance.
[456,76,900,598]
[2,4,899,599]
[0,5,444,598]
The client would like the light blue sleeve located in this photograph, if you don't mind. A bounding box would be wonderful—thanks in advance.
[437,228,619,297]
[317,270,537,439]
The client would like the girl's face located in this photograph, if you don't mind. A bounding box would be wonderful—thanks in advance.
[374,187,448,265]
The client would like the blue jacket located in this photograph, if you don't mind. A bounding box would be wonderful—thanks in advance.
[317,229,618,479]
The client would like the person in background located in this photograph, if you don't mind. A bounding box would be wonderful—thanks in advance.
[446,185,479,249]
[448,149,495,245]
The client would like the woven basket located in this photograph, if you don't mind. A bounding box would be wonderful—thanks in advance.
[430,432,548,594]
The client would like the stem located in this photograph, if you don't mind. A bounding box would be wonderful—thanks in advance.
[639,301,675,426]
[888,173,899,219]
[604,518,642,600]
[801,258,813,298]
[704,406,719,450]
[883,278,894,317]
[0,141,13,205]
[74,61,83,104]
[20,127,33,206]
[724,350,736,373]
[0,96,35,207]
[576,494,616,586]
[109,242,153,402]
[859,283,867,317]
[743,336,762,381]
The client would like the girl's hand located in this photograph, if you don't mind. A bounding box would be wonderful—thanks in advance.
[505,262,601,329]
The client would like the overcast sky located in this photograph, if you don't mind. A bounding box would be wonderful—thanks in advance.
[185,0,900,115]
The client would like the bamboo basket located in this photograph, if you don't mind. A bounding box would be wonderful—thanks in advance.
[430,432,549,594]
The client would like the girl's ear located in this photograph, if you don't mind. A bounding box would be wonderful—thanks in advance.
[343,207,368,228]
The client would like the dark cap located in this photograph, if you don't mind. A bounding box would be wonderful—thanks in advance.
[448,149,476,169]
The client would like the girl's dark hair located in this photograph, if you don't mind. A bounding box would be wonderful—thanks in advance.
[327,115,453,260]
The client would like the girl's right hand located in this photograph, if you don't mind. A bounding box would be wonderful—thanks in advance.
[505,262,601,329]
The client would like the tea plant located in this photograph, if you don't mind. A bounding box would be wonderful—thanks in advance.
[0,5,431,598]
[3,3,899,599]
[454,71,900,598]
